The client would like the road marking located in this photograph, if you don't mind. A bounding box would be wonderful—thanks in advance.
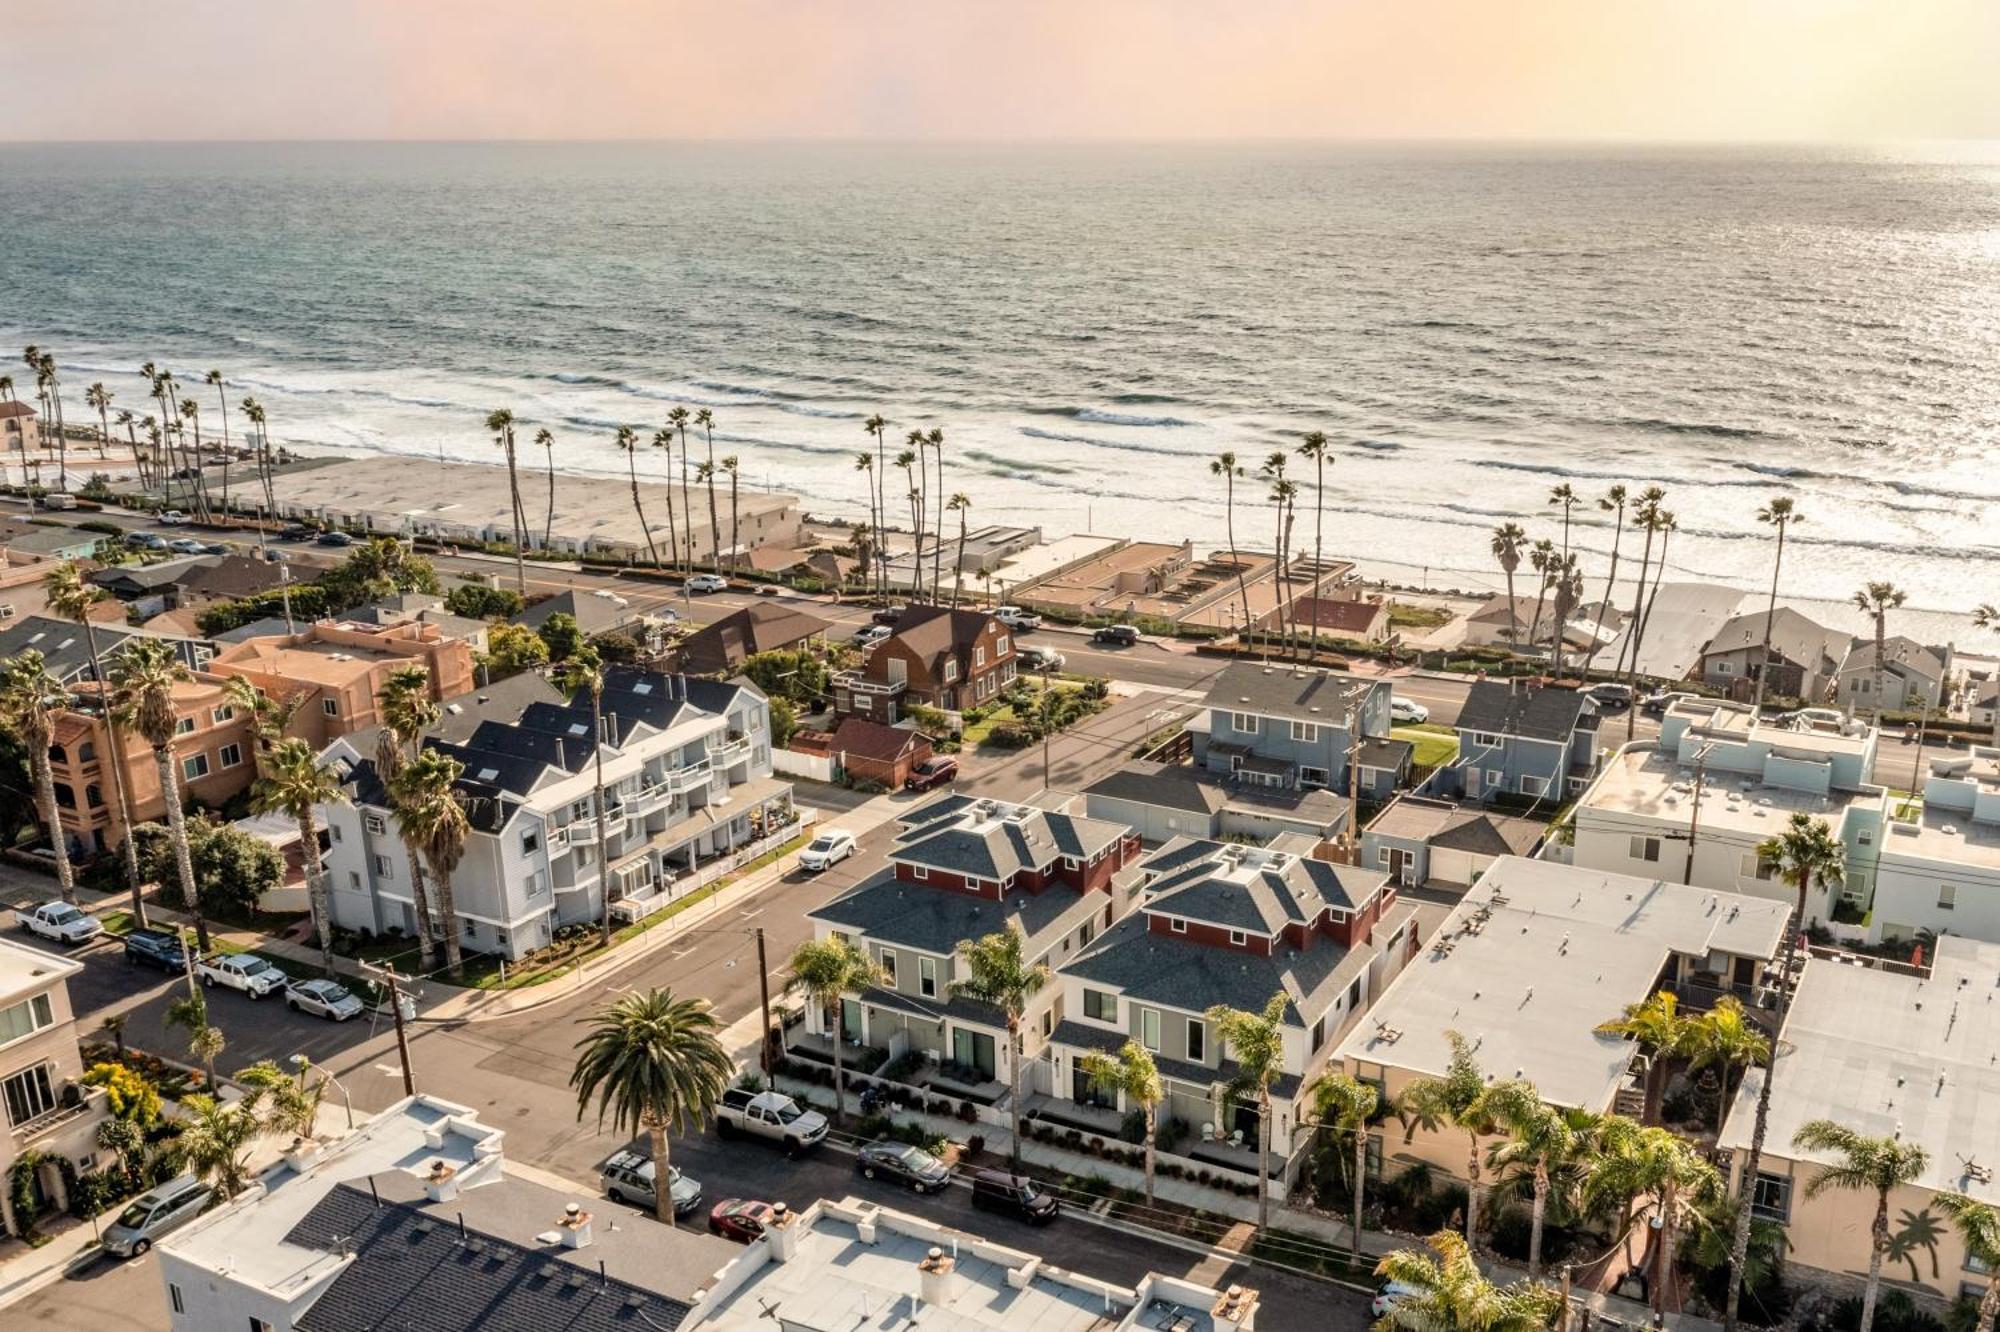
[736,907,765,920]
[373,1063,402,1078]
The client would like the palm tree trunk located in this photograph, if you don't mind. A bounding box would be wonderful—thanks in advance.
[1530,1167,1549,1280]
[1352,1129,1368,1271]
[1861,1200,1889,1332]
[545,449,556,547]
[649,1121,676,1228]
[1753,525,1787,712]
[1656,1182,1679,1315]
[1225,474,1251,637]
[953,510,967,607]
[661,438,680,576]
[592,689,612,946]
[1529,580,1550,664]
[433,867,464,980]
[298,811,334,974]
[1143,1103,1158,1208]
[1009,1019,1026,1170]
[154,747,209,951]
[505,445,527,593]
[729,472,740,574]
[1873,613,1888,719]
[1465,1131,1481,1246]
[627,448,661,568]
[828,1001,847,1128]
[1973,1271,1997,1332]
[1585,511,1625,677]
[1311,455,1326,663]
[1622,529,1660,742]
[1255,1089,1272,1231]
[874,428,888,598]
[931,448,945,599]
[81,619,145,918]
[706,476,721,573]
[29,746,77,904]
[403,831,438,971]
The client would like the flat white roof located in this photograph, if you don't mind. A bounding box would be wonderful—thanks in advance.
[0,935,81,1005]
[1337,856,1788,1110]
[1721,936,2000,1205]
[993,533,1124,586]
[1582,746,1878,839]
[1884,803,2000,871]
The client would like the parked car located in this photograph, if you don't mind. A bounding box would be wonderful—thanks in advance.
[37,492,78,511]
[969,1170,1059,1225]
[714,1088,829,1155]
[852,623,893,647]
[123,927,189,973]
[856,1141,954,1195]
[19,901,104,945]
[1640,689,1691,718]
[1373,1281,1423,1319]
[1586,682,1635,711]
[168,537,209,554]
[201,542,230,555]
[1017,645,1065,673]
[315,530,356,547]
[128,533,169,551]
[278,523,316,541]
[1389,696,1429,724]
[798,829,856,872]
[196,952,287,998]
[994,605,1041,631]
[904,758,959,793]
[286,977,365,1021]
[601,1149,703,1217]
[686,573,728,594]
[870,606,905,627]
[157,509,191,525]
[591,588,631,608]
[101,1176,214,1258]
[1090,624,1139,647]
[708,1198,781,1243]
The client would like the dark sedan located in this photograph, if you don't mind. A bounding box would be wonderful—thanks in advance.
[855,1140,954,1195]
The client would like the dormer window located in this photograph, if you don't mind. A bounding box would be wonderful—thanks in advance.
[1228,929,1247,946]
[912,864,928,880]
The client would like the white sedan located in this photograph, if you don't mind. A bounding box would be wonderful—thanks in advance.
[798,830,857,872]
[157,510,191,525]
[1390,696,1429,724]
[286,978,366,1022]
[686,574,729,594]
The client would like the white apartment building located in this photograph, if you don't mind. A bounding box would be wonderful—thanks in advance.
[320,669,796,961]
[1865,749,2000,945]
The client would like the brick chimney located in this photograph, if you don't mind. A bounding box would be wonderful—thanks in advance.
[768,1202,804,1261]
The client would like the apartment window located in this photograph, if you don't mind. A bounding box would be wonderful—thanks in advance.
[175,716,196,735]
[919,957,938,998]
[348,871,361,890]
[1041,1009,1053,1038]
[996,634,1010,655]
[881,949,898,985]
[250,1318,275,1332]
[1485,769,1504,791]
[1630,835,1661,863]
[212,704,235,724]
[0,994,55,1047]
[854,695,871,714]
[1062,855,1081,871]
[78,741,96,762]
[1291,720,1319,742]
[169,1285,184,1315]
[372,853,394,879]
[1231,712,1260,735]
[1168,917,1187,934]
[1186,1019,1206,1062]
[1716,660,1734,674]
[1750,1172,1792,1223]
[1083,989,1116,1022]
[943,660,959,683]
[182,753,210,781]
[1299,765,1330,789]
[322,697,339,716]
[974,646,986,668]
[1311,1015,1328,1052]
[2,1062,56,1127]
[1940,884,1957,911]
[85,784,103,808]
[1140,1007,1161,1053]
[1228,929,1247,946]
[1469,731,1501,748]
[218,743,244,769]
[1377,846,1391,867]
[1741,853,1778,882]
[1347,978,1362,1009]
[522,829,541,855]
[1519,774,1550,797]
[328,824,342,844]
[1077,918,1095,947]
[911,864,928,880]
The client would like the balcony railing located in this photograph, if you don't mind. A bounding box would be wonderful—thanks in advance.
[10,1087,103,1144]
[835,671,905,697]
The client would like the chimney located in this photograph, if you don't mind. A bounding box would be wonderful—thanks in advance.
[767,1202,803,1262]
[557,1203,593,1250]
[918,1245,955,1306]
[1216,1284,1261,1329]
[424,1159,459,1203]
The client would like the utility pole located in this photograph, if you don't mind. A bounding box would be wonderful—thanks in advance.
[755,927,775,1075]
[1041,663,1054,792]
[364,963,418,1096]
[1680,743,1715,886]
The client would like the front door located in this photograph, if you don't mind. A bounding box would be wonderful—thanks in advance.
[1387,848,1417,886]
[952,1028,997,1080]
[839,999,863,1043]
[1073,1065,1113,1109]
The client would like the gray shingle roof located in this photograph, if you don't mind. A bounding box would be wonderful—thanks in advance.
[1704,608,1847,674]
[0,614,207,682]
[809,872,1100,957]
[1083,763,1227,816]
[1455,681,1593,744]
[1139,837,1384,933]
[890,799,1128,881]
[1204,661,1373,723]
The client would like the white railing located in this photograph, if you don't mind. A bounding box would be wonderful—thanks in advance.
[609,811,816,924]
[835,671,905,697]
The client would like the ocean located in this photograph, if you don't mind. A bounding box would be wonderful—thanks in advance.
[2,141,1996,626]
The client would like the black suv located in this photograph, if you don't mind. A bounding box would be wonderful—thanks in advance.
[1090,624,1140,647]
[124,928,188,974]
[970,1170,1059,1224]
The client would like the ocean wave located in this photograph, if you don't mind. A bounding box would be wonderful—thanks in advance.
[1605,416,1783,442]
[1029,406,1194,429]
[965,449,1075,476]
[1471,458,1777,489]
[1016,425,1190,458]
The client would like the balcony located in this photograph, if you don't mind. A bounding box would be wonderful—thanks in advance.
[835,671,905,698]
[10,1085,105,1146]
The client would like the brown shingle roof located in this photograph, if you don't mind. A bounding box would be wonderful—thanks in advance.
[676,603,831,675]
[887,604,1002,675]
[831,717,928,764]
[0,401,34,419]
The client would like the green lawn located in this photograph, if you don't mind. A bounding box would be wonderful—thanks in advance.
[1392,723,1460,770]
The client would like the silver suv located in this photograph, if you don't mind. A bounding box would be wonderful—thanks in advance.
[102,1175,213,1257]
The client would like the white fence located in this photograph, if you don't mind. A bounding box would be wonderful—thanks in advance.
[774,748,836,782]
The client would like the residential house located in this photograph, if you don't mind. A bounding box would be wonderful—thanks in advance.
[1081,760,1355,845]
[514,588,646,640]
[0,520,105,563]
[1832,635,1951,715]
[232,810,325,914]
[206,619,476,748]
[342,592,493,654]
[1860,748,2000,945]
[1699,607,1849,703]
[1,936,112,1238]
[1336,857,1787,1185]
[0,399,34,458]
[320,669,794,960]
[89,555,218,612]
[1190,661,1405,802]
[674,602,831,676]
[1360,794,1547,890]
[175,553,287,608]
[0,614,211,683]
[1443,679,1602,803]
[833,605,1016,724]
[828,717,932,790]
[1597,582,1753,684]
[1461,593,1622,653]
[804,796,1142,1092]
[1288,594,1393,645]
[1047,836,1419,1197]
[1719,936,2000,1307]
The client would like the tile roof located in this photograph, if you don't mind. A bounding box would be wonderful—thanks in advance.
[1204,661,1374,723]
[1455,680,1593,744]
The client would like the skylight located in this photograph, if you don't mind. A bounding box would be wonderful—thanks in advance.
[476,767,500,782]
[632,681,653,695]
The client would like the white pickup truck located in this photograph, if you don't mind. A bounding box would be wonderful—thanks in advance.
[19,902,104,945]
[195,952,287,998]
[714,1088,830,1156]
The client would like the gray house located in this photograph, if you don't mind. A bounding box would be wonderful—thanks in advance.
[1360,794,1547,891]
[1443,680,1601,803]
[1082,761,1354,844]
[1191,662,1406,801]
[1699,608,1848,703]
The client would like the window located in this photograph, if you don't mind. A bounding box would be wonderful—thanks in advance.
[2,1062,56,1127]
[881,949,898,985]
[1716,660,1734,674]
[348,871,361,890]
[174,716,195,735]
[996,634,1009,655]
[1485,769,1504,790]
[1076,918,1095,947]
[522,829,541,855]
[1630,835,1661,863]
[973,646,986,668]
[1468,731,1501,748]
[1228,929,1247,946]
[1311,1015,1328,1051]
[0,994,55,1047]
[1291,720,1319,742]
[919,957,938,998]
[1041,1009,1053,1038]
[1299,765,1330,789]
[78,741,96,762]
[182,753,210,781]
[86,784,104,808]
[1750,1172,1792,1223]
[911,864,928,880]
[1519,774,1550,797]
[1168,917,1187,934]
[364,813,386,835]
[218,743,243,769]
[1062,855,1080,871]
[251,1318,275,1332]
[1231,712,1260,734]
[1377,846,1391,867]
[372,853,394,879]
[322,697,339,716]
[1740,853,1778,881]
[212,704,235,724]
[1186,1019,1205,1061]
[1346,978,1362,1010]
[1083,989,1117,1022]
[853,694,871,713]
[1140,1007,1161,1053]
[1940,884,1957,911]
[170,1285,184,1315]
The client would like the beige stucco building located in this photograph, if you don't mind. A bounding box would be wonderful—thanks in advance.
[207,618,475,747]
[1,936,111,1237]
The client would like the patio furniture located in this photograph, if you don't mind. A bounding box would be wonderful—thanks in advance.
[1229,1130,1244,1147]
[1200,1123,1215,1143]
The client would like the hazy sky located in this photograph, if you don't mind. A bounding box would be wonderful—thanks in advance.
[5,0,1996,142]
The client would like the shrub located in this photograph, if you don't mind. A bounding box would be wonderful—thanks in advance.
[1830,1293,1940,1332]
[966,1134,986,1157]
[956,1101,978,1123]
[83,1063,162,1127]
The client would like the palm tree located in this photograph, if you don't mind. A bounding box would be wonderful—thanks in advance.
[927,427,947,598]
[166,990,225,1090]
[535,427,557,547]
[1793,1120,1930,1332]
[1374,1230,1563,1332]
[1548,554,1583,681]
[116,409,145,489]
[1619,489,1668,740]
[896,444,922,597]
[784,936,883,1127]
[166,1093,258,1200]
[205,370,232,513]
[375,668,441,971]
[44,562,145,902]
[696,408,720,572]
[85,382,113,463]
[1629,510,1679,721]
[32,349,69,495]
[555,647,614,946]
[669,406,695,574]
[1851,582,1907,718]
[1596,990,1694,1126]
[649,428,679,572]
[1751,496,1802,711]
[1581,485,1629,675]
[1308,1068,1378,1269]
[220,674,305,768]
[391,747,468,980]
[719,454,742,574]
[1683,996,1769,1137]
[180,395,209,521]
[952,927,1051,1168]
[863,414,890,595]
[250,738,348,975]
[1397,1030,1511,1245]
[615,427,663,568]
[1937,1193,2000,1332]
[1297,431,1333,646]
[487,409,527,593]
[1489,523,1528,651]
[1624,1125,1723,1315]
[1206,991,1289,1231]
[853,451,876,576]
[0,651,79,905]
[108,639,209,950]
[1211,451,1251,635]
[946,493,971,606]
[239,396,275,515]
[1486,1089,1598,1281]
[1525,538,1556,657]
[1080,1041,1164,1206]
[1260,453,1295,657]
[1722,810,1844,1330]
[1548,484,1581,663]
[238,1058,324,1141]
[571,988,732,1227]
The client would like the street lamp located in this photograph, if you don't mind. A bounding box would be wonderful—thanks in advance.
[291,1053,354,1130]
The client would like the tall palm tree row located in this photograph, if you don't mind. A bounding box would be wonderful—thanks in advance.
[1206,991,1291,1231]
[618,427,663,568]
[1307,1067,1377,1269]
[1297,430,1333,654]
[536,427,557,547]
[375,666,443,972]
[486,409,527,594]
[1211,451,1250,635]
[785,935,883,1126]
[896,442,922,598]
[42,562,145,903]
[390,747,470,981]
[570,988,732,1228]
[1547,484,1581,673]
[696,408,720,572]
[205,369,232,513]
[649,427,680,576]
[863,414,890,597]
[85,381,113,464]
[951,926,1050,1169]
[1852,581,1907,718]
[1525,538,1556,657]
[947,493,971,606]
[25,347,69,494]
[1751,496,1802,711]
[721,455,741,575]
[1793,1120,1929,1332]
[0,651,80,905]
[1621,497,1672,742]
[240,395,278,515]
[250,737,348,974]
[669,406,695,575]
[107,639,209,949]
[927,427,947,599]
[1396,1029,1516,1246]
[1260,453,1295,658]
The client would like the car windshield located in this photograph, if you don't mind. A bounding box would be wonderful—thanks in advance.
[898,1146,941,1172]
[239,956,277,975]
[114,1200,155,1228]
[48,905,81,923]
[808,837,836,853]
[316,984,353,1002]
[1014,1178,1042,1201]
[772,1101,804,1124]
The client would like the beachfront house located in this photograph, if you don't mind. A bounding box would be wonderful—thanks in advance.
[1831,635,1951,715]
[1461,593,1622,654]
[1044,835,1419,1197]
[1699,607,1849,704]
[1,936,112,1239]
[1360,793,1546,891]
[1441,679,1601,803]
[833,605,1016,724]
[319,668,796,960]
[1190,661,1405,802]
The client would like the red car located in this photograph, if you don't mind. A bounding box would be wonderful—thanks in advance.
[708,1198,779,1243]
[904,757,959,793]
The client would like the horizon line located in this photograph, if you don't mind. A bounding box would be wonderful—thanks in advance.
[3,133,1996,149]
